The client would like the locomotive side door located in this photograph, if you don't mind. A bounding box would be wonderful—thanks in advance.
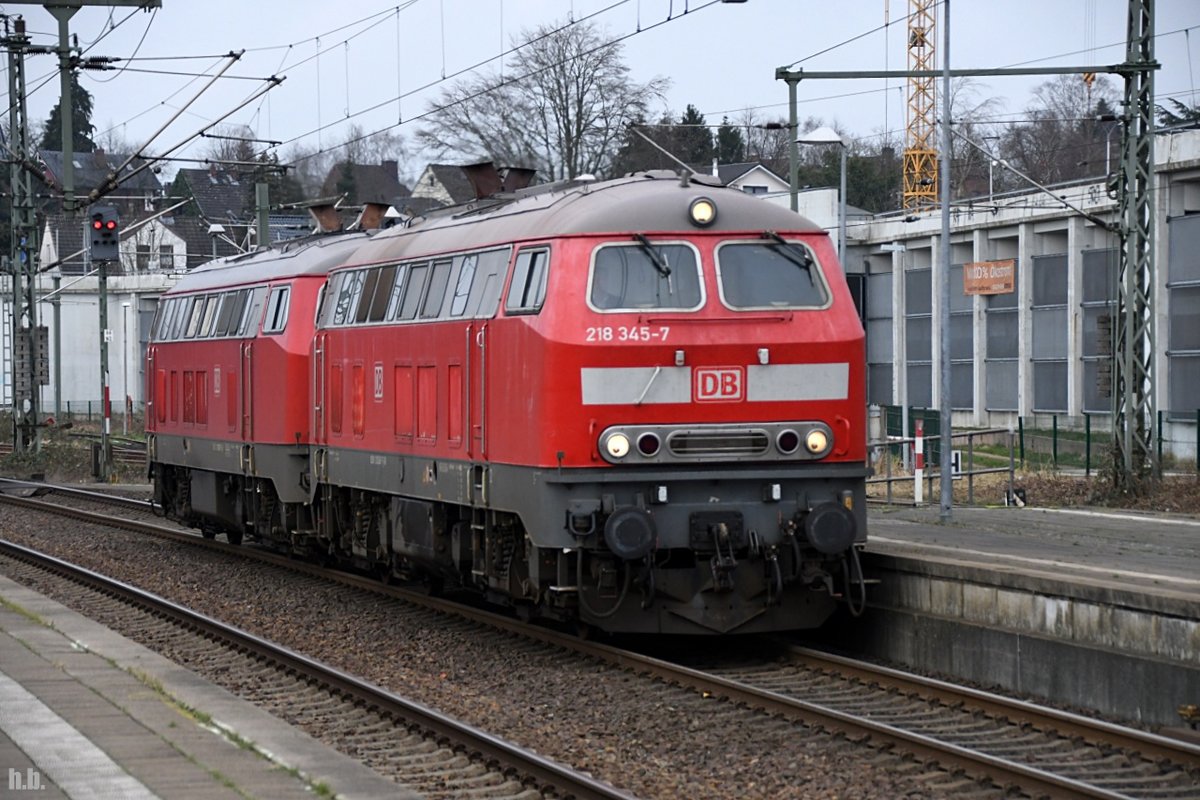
[466,322,487,504]
[312,330,327,445]
[240,341,253,442]
[146,344,157,430]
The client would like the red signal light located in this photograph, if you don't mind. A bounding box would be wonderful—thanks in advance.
[92,219,102,230]
[105,220,117,230]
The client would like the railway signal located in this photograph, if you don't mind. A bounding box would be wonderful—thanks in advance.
[88,205,120,261]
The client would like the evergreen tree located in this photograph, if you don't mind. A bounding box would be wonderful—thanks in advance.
[610,113,678,175]
[715,117,745,164]
[335,160,357,198]
[38,71,97,152]
[1157,98,1200,127]
[676,104,712,166]
[255,152,305,207]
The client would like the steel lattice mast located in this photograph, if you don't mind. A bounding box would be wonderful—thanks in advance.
[1112,0,1157,491]
[903,0,938,210]
[4,19,42,451]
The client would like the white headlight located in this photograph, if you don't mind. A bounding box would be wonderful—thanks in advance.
[605,433,631,459]
[805,429,829,454]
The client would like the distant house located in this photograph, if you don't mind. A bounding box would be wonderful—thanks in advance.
[39,210,241,275]
[172,165,250,226]
[320,159,410,207]
[38,149,164,217]
[407,162,538,212]
[169,165,253,248]
[713,162,789,195]
[170,165,312,251]
[409,163,478,206]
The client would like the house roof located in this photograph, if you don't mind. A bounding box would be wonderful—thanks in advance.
[159,215,241,266]
[714,162,784,186]
[320,160,410,205]
[39,214,87,271]
[39,149,164,195]
[394,195,447,216]
[174,166,251,223]
[421,163,477,204]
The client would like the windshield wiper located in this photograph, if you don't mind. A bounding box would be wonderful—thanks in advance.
[634,233,671,278]
[762,231,814,273]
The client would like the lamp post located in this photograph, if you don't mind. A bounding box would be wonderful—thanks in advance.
[1096,112,1120,177]
[207,223,225,260]
[797,126,847,263]
[982,135,1000,203]
[121,302,130,436]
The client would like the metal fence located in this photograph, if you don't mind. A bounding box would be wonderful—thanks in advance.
[877,405,1200,474]
[868,426,1017,507]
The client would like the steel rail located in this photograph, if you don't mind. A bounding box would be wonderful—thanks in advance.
[0,536,636,800]
[4,489,1196,798]
[783,645,1200,767]
[0,478,156,511]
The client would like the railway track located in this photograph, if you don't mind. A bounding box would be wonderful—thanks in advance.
[0,537,634,800]
[0,438,147,468]
[3,483,1198,799]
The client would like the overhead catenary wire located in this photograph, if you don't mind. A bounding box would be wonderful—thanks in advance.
[270,0,710,163]
[700,23,1200,129]
[87,7,156,83]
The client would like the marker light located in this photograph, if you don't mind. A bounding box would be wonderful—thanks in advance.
[805,429,829,454]
[776,429,801,455]
[604,432,631,459]
[689,197,717,227]
[637,432,661,457]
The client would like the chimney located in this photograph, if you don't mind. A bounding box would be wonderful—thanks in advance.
[461,162,502,199]
[383,160,398,177]
[307,203,342,233]
[354,202,390,230]
[500,167,537,192]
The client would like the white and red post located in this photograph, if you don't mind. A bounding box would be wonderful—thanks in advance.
[913,419,924,504]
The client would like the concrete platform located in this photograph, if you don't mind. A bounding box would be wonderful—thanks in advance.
[0,573,412,800]
[829,504,1200,728]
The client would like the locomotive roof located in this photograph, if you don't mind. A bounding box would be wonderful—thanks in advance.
[162,231,370,295]
[348,171,825,265]
[162,172,826,295]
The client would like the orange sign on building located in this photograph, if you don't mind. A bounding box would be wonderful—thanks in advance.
[963,259,1015,295]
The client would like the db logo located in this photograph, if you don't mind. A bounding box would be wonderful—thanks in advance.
[694,367,745,402]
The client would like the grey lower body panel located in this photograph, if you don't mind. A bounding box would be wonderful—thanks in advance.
[151,437,869,633]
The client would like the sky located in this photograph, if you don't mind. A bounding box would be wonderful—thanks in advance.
[3,0,1197,182]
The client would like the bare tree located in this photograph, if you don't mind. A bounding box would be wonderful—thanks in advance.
[944,77,1006,198]
[341,124,413,184]
[282,143,338,198]
[201,124,257,165]
[417,20,666,181]
[733,108,828,179]
[94,122,137,154]
[999,74,1120,185]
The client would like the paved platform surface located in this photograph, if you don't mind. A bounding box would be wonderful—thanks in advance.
[867,503,1200,597]
[0,573,410,800]
[852,504,1200,727]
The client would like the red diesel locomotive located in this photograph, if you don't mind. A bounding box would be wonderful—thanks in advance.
[147,171,868,634]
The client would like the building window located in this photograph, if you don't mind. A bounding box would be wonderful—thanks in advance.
[741,185,768,195]
[136,244,151,271]
[159,244,175,270]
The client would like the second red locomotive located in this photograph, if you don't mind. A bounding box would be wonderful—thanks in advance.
[147,170,868,634]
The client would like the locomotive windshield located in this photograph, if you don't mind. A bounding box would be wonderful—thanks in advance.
[589,242,702,311]
[716,241,830,309]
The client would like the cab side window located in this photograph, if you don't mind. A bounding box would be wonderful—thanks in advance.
[262,286,291,334]
[505,248,549,314]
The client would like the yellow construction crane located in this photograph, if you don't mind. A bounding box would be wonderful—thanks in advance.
[904,0,938,209]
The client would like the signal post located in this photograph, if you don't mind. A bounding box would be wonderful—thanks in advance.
[89,205,120,481]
